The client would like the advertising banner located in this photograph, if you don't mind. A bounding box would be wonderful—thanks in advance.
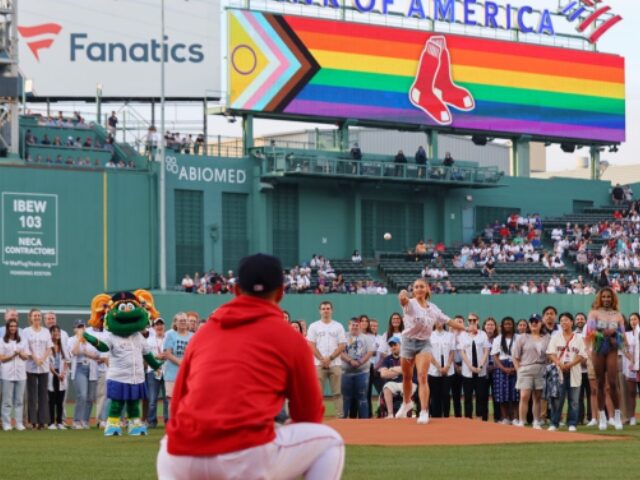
[18,0,221,99]
[227,9,625,143]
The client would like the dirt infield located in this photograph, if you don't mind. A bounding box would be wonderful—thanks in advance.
[325,418,625,446]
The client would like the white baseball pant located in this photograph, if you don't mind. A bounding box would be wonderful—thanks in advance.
[157,422,344,480]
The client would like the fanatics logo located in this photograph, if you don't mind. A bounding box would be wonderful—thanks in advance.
[17,23,62,61]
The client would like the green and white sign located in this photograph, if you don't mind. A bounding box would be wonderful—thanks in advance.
[2,192,58,277]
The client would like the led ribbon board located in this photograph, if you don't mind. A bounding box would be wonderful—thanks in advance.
[228,9,625,143]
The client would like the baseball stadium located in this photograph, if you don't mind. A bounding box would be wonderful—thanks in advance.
[1,0,640,478]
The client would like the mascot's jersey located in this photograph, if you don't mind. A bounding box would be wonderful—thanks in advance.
[102,331,151,384]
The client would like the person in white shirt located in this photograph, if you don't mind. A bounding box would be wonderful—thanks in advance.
[458,314,491,421]
[395,278,463,425]
[24,309,53,429]
[623,312,639,426]
[307,301,347,418]
[147,318,168,428]
[491,317,519,424]
[546,312,587,431]
[68,320,100,429]
[0,319,30,431]
[427,319,455,418]
[86,322,109,429]
[47,325,69,430]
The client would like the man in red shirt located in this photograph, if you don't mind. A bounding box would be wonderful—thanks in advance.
[157,253,344,480]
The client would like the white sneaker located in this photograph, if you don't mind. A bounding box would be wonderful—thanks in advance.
[599,411,608,431]
[586,419,598,427]
[417,410,430,425]
[500,419,511,425]
[2,425,12,432]
[99,421,107,429]
[514,420,525,427]
[532,421,542,430]
[15,424,26,431]
[57,423,67,430]
[82,422,90,430]
[559,421,566,427]
[568,426,577,432]
[630,417,637,426]
[614,410,623,431]
[72,422,83,430]
[47,424,58,430]
[548,425,557,432]
[394,401,415,419]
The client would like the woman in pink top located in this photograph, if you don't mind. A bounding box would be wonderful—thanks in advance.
[395,278,463,425]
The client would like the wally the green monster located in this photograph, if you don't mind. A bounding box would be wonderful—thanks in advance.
[84,290,163,436]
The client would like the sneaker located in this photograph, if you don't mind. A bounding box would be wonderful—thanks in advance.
[47,424,58,430]
[15,424,26,431]
[127,422,148,436]
[559,421,566,427]
[614,410,623,431]
[104,423,122,437]
[2,425,12,431]
[514,420,525,427]
[630,417,637,426]
[500,419,511,425]
[71,422,83,430]
[57,423,67,430]
[568,426,577,432]
[417,411,430,425]
[394,401,415,419]
[532,421,542,430]
[599,411,608,431]
[586,419,598,427]
[548,425,557,432]
[99,421,107,429]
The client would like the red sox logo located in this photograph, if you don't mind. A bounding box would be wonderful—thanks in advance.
[17,23,62,61]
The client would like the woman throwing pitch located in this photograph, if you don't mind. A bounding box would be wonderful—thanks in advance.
[396,278,463,424]
[585,287,626,430]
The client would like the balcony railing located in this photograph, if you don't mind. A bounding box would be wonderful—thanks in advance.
[250,147,503,186]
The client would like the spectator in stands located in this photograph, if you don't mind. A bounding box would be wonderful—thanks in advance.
[340,318,374,419]
[394,149,407,177]
[513,314,549,428]
[194,134,205,155]
[481,257,496,277]
[54,155,63,164]
[181,274,194,293]
[351,250,362,263]
[443,151,454,167]
[105,158,117,168]
[25,130,36,145]
[612,183,625,206]
[480,284,491,295]
[307,301,347,418]
[350,143,362,174]
[415,145,428,178]
[1,318,29,431]
[83,137,93,148]
[108,111,118,136]
[458,314,490,421]
[52,136,61,146]
[24,309,53,429]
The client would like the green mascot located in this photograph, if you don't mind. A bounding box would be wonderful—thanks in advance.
[84,290,163,436]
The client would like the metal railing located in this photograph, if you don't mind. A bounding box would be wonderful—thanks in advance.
[251,147,503,185]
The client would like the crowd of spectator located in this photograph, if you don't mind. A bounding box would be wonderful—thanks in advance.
[0,309,203,431]
[143,127,206,157]
[298,299,639,430]
[180,270,236,295]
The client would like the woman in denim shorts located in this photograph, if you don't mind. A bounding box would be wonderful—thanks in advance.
[395,278,463,425]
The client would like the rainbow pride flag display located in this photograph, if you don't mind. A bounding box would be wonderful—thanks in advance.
[227,9,625,143]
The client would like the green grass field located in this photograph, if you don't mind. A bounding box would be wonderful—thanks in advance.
[2,419,640,479]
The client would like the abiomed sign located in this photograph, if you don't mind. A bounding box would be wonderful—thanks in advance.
[1,192,59,277]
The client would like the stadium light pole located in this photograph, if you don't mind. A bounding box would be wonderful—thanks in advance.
[159,0,167,290]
